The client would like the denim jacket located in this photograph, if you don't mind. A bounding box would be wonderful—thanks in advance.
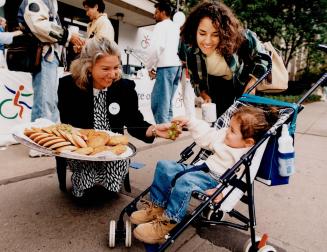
[179,29,269,95]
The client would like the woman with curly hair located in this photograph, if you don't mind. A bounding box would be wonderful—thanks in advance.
[179,1,269,117]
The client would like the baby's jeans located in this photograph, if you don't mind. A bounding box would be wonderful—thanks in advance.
[150,160,218,223]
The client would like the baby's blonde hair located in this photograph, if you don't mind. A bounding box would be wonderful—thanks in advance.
[232,106,278,143]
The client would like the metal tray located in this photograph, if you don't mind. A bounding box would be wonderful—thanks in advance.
[12,121,137,162]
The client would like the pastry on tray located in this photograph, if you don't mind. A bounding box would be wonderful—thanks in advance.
[23,123,129,157]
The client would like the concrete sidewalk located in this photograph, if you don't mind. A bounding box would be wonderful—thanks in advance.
[1,102,327,251]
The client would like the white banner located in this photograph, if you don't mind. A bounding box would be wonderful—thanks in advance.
[0,69,185,146]
[0,69,33,146]
[133,69,185,124]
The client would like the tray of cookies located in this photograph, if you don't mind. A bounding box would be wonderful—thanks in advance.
[12,120,136,161]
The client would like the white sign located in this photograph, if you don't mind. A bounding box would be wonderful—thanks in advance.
[0,69,185,146]
[133,69,185,124]
[0,69,33,146]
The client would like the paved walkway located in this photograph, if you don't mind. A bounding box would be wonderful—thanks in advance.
[0,102,327,251]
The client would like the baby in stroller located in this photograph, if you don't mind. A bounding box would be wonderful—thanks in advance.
[131,106,278,244]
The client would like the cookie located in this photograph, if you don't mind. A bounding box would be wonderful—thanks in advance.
[24,128,37,137]
[109,144,127,155]
[74,147,94,155]
[48,141,72,150]
[43,138,66,147]
[55,145,78,153]
[38,136,63,146]
[107,135,128,146]
[33,133,53,143]
[72,133,87,148]
[29,132,50,141]
[59,131,79,147]
[48,141,72,149]
[87,131,110,148]
[90,145,111,155]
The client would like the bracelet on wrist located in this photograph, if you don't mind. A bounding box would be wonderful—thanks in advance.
[151,125,157,138]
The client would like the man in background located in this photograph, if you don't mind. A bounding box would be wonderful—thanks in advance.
[0,17,6,54]
[146,1,181,124]
[18,0,84,157]
[0,17,22,67]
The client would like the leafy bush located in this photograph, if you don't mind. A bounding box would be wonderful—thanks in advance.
[263,94,321,104]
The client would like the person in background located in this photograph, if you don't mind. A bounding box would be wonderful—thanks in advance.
[0,17,22,67]
[0,17,22,45]
[66,0,114,66]
[0,16,7,53]
[83,0,114,41]
[57,37,181,197]
[17,0,84,157]
[146,1,182,124]
[180,1,270,117]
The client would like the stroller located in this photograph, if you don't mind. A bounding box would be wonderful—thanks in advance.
[108,51,327,251]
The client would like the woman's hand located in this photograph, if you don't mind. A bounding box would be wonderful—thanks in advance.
[243,76,257,95]
[12,30,23,37]
[171,116,189,129]
[148,69,156,80]
[70,34,85,48]
[200,90,212,103]
[205,188,224,204]
[158,122,182,140]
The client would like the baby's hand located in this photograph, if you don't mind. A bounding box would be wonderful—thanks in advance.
[205,188,224,203]
[171,116,189,128]
[155,122,182,140]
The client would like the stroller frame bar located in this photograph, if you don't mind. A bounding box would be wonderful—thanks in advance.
[156,101,299,251]
[111,50,327,251]
[158,54,327,252]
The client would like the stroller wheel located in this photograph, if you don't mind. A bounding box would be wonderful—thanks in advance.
[125,219,132,247]
[243,235,261,252]
[258,245,277,252]
[206,209,225,222]
[108,220,116,248]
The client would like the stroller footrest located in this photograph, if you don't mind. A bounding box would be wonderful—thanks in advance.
[240,195,248,204]
[229,177,247,193]
[229,209,249,225]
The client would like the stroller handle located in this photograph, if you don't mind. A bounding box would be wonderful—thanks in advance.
[317,44,327,52]
[245,53,272,94]
[297,45,327,105]
[297,73,327,105]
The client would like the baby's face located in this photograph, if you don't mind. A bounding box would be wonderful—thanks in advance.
[224,117,249,148]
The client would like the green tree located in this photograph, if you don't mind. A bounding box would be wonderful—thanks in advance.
[170,0,199,14]
[224,0,327,75]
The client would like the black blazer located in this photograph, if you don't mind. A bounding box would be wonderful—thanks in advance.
[58,75,154,144]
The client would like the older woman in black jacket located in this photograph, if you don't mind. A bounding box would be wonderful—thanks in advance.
[57,37,177,197]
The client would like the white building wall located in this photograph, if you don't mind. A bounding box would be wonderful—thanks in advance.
[118,22,154,67]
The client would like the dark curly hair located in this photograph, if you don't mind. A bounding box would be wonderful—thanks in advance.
[83,0,105,13]
[180,1,244,57]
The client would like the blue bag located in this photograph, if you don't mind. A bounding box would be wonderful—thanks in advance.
[256,129,292,186]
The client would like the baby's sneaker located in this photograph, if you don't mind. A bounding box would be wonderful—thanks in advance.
[133,214,176,244]
[130,199,164,225]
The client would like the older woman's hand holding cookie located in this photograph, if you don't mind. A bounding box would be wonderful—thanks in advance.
[147,122,183,140]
